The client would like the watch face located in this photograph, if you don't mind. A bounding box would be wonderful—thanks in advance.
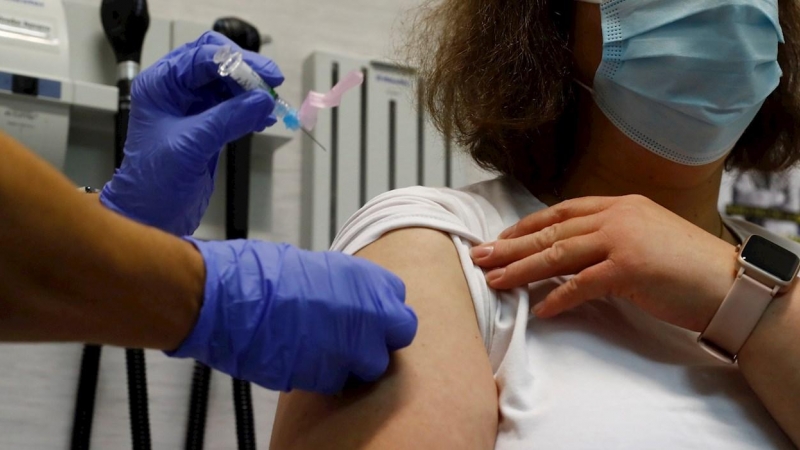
[741,235,800,283]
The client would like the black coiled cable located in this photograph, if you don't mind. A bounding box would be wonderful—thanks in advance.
[126,348,151,450]
[70,345,102,450]
[232,379,257,450]
[181,17,262,450]
[115,78,153,450]
[184,362,212,450]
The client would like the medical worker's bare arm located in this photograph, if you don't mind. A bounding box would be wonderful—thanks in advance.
[0,131,204,349]
[270,228,498,450]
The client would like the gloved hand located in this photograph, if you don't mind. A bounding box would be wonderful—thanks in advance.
[168,239,418,394]
[100,31,284,236]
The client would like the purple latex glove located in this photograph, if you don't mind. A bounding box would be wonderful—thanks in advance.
[168,239,418,394]
[100,31,284,236]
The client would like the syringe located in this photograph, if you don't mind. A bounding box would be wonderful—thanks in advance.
[213,46,328,151]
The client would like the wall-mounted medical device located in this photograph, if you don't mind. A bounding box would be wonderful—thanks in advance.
[0,0,293,241]
[0,0,92,170]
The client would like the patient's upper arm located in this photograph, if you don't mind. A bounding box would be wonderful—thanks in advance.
[270,228,498,449]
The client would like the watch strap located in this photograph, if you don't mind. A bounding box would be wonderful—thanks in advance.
[699,269,776,363]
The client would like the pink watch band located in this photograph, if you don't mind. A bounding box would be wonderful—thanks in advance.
[699,268,777,363]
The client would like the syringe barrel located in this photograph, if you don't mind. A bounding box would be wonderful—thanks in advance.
[230,61,270,92]
[215,46,301,130]
[215,46,269,91]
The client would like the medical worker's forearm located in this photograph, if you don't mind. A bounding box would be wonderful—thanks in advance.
[738,287,800,446]
[0,131,205,350]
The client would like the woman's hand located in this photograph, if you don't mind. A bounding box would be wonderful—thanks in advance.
[100,31,283,236]
[471,195,738,332]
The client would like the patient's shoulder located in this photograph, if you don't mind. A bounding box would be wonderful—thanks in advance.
[272,225,499,449]
[353,184,490,227]
[332,178,530,255]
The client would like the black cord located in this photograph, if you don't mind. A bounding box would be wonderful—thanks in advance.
[232,379,257,450]
[115,78,153,450]
[183,19,261,450]
[184,362,212,450]
[98,2,151,447]
[226,135,258,450]
[125,348,151,450]
[70,345,102,450]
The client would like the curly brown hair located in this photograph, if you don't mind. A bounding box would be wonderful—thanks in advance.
[407,0,800,190]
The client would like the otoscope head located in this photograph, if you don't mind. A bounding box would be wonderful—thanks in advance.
[213,17,262,53]
[101,0,150,64]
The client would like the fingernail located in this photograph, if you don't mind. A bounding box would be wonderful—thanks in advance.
[532,302,547,317]
[486,268,506,283]
[470,245,494,260]
[499,224,516,239]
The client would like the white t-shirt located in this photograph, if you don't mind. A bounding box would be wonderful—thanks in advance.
[331,177,795,449]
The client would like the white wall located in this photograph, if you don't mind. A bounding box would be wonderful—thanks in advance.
[0,0,427,448]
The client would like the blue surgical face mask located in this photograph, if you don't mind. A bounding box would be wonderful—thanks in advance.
[575,0,784,165]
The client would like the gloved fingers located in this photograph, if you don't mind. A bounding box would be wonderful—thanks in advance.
[348,343,391,383]
[163,43,283,99]
[148,44,283,114]
[139,32,240,101]
[132,47,230,115]
[384,305,418,351]
[181,49,283,110]
[291,346,351,394]
[183,84,234,116]
[328,253,419,352]
[132,31,284,116]
[199,90,277,150]
[161,30,241,63]
[213,47,283,93]
[192,31,284,87]
[314,367,351,396]
[170,44,240,92]
[370,269,418,351]
[241,51,285,88]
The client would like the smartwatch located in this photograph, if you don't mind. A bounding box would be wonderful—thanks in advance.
[699,234,800,363]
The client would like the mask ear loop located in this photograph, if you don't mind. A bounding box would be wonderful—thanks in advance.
[573,78,595,95]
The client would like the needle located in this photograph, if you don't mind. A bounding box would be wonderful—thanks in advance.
[302,128,328,152]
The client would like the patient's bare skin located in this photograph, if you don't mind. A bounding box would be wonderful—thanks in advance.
[270,229,498,450]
